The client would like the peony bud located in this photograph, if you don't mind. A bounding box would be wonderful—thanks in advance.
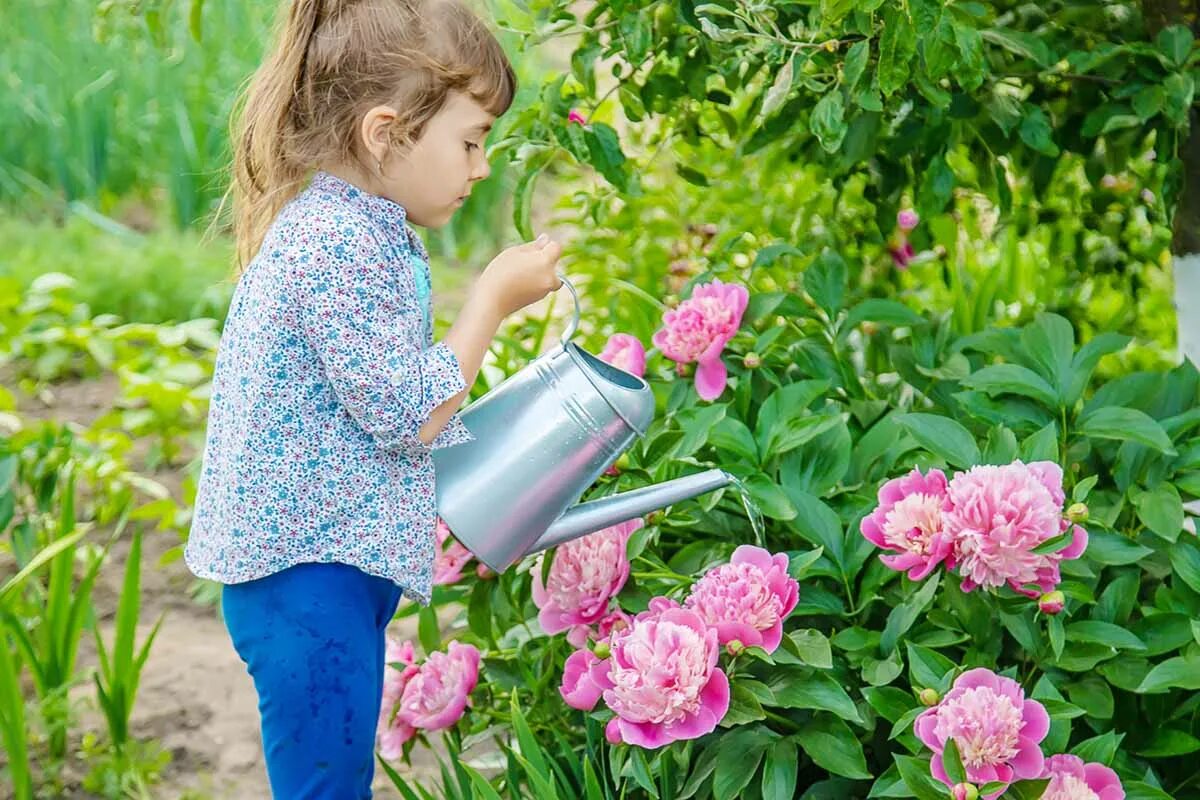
[897,209,920,231]
[592,640,611,659]
[1066,502,1089,523]
[1100,174,1118,189]
[951,783,978,800]
[743,352,762,369]
[1141,188,1156,205]
[725,640,745,657]
[919,688,940,707]
[1039,590,1065,616]
[567,109,587,126]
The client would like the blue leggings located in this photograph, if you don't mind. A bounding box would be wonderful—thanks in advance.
[222,562,404,799]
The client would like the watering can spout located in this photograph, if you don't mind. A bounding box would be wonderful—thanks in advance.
[526,469,734,556]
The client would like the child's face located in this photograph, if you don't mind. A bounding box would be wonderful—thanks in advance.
[380,92,496,229]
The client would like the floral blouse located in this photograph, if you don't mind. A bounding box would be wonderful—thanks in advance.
[184,172,472,605]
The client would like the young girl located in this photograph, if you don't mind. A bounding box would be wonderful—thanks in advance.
[183,0,562,796]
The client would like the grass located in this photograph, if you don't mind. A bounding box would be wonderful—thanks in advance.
[0,209,479,326]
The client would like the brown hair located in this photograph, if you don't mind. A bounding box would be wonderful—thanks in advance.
[228,0,517,269]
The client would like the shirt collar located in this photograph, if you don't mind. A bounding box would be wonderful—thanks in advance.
[310,171,429,262]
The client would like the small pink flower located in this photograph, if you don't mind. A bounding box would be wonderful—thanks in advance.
[567,607,632,649]
[861,467,954,581]
[396,641,480,732]
[652,279,749,401]
[890,240,916,269]
[1038,590,1065,615]
[593,600,730,749]
[568,109,587,126]
[476,563,493,579]
[915,668,1048,798]
[898,209,920,231]
[1041,754,1124,800]
[944,461,1087,596]
[560,648,606,710]
[377,639,420,759]
[684,545,799,653]
[433,518,473,586]
[599,333,647,378]
[532,519,643,635]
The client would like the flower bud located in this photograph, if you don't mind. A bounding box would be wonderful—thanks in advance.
[919,688,940,707]
[592,640,611,659]
[1039,590,1065,616]
[897,209,920,231]
[646,510,665,526]
[726,640,745,657]
[952,784,978,800]
[1066,502,1089,523]
[743,352,762,369]
[567,109,587,126]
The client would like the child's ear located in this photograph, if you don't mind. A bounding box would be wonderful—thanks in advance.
[360,105,399,163]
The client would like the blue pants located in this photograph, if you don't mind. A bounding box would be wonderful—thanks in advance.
[222,563,404,799]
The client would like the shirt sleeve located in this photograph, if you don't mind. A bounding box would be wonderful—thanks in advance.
[291,222,467,456]
[432,413,475,449]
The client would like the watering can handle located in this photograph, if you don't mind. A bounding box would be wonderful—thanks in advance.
[558,273,581,345]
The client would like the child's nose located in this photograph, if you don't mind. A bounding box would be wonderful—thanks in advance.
[472,158,491,182]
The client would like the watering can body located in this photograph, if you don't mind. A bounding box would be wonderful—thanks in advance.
[431,280,732,573]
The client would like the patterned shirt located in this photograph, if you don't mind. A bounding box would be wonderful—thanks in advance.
[184,171,472,605]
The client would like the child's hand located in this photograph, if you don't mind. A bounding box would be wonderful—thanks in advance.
[475,234,564,318]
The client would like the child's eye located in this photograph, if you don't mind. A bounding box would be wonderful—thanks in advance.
[465,142,479,152]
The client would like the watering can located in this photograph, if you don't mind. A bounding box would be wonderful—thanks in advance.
[432,276,733,573]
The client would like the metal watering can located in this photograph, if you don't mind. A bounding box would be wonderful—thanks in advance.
[432,276,733,573]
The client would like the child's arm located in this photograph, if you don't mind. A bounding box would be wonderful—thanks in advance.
[419,235,563,444]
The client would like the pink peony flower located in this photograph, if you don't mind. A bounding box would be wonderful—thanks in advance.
[592,600,730,749]
[560,648,606,710]
[532,519,643,635]
[599,333,647,378]
[915,668,1049,798]
[567,607,632,649]
[683,545,799,653]
[943,461,1087,596]
[860,467,954,581]
[898,209,920,231]
[377,639,420,759]
[396,641,480,733]
[652,279,749,401]
[568,109,587,126]
[1041,754,1124,800]
[433,518,473,586]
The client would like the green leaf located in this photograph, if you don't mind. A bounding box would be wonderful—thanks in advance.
[1169,541,1200,594]
[713,727,772,800]
[1019,105,1060,156]
[1133,484,1184,541]
[795,716,871,779]
[811,90,847,154]
[844,40,870,93]
[1078,407,1175,454]
[1157,25,1195,67]
[724,682,768,726]
[895,413,981,469]
[894,754,948,800]
[785,491,845,571]
[417,605,441,656]
[1020,422,1059,462]
[906,643,956,692]
[1137,729,1200,757]
[962,364,1059,408]
[1124,782,1177,800]
[1086,530,1154,566]
[982,27,1052,66]
[584,123,628,190]
[789,629,834,669]
[845,299,924,330]
[881,574,940,655]
[761,739,798,800]
[805,249,847,315]
[942,738,967,785]
[1006,780,1051,800]
[762,58,795,118]
[1164,72,1196,126]
[879,6,916,95]
[768,669,863,724]
[1066,620,1147,651]
[1136,657,1200,693]
[512,157,549,240]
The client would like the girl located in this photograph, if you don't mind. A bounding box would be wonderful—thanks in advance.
[183,0,562,796]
